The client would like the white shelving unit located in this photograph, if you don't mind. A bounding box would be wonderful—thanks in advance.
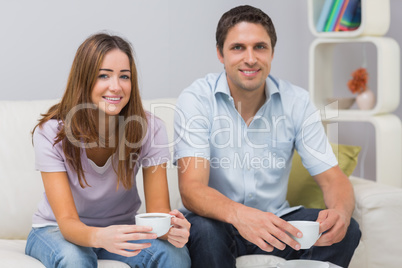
[310,36,400,116]
[308,0,402,187]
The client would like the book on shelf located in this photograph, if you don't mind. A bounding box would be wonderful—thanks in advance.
[323,0,343,32]
[334,0,349,31]
[316,0,334,32]
[339,0,361,31]
[316,0,362,32]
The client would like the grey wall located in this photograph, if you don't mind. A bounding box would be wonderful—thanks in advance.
[1,0,401,181]
[0,0,312,101]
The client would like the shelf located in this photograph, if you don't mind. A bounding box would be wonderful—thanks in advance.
[308,0,401,188]
[322,113,402,188]
[309,36,400,116]
[308,0,390,38]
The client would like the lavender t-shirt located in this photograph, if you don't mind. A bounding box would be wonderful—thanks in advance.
[32,113,170,227]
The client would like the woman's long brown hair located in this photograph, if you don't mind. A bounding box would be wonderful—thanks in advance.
[33,33,147,189]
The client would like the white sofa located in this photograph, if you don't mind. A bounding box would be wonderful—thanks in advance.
[1,98,402,268]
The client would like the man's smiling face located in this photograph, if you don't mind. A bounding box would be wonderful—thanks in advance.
[217,21,274,95]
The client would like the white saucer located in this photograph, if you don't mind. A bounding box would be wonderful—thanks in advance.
[277,259,329,268]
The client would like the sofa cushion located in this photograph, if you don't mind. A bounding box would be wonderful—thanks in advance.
[350,176,402,267]
[236,254,285,268]
[0,240,44,267]
[287,144,361,209]
[137,99,182,212]
[0,100,59,239]
[0,239,130,267]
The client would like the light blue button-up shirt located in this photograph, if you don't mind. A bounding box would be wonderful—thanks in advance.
[174,72,337,216]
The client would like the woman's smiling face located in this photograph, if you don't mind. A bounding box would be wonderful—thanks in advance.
[91,49,131,116]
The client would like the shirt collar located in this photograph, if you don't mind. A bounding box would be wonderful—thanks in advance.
[215,72,280,99]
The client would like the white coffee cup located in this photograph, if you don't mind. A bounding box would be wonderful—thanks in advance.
[287,221,321,249]
[135,213,173,237]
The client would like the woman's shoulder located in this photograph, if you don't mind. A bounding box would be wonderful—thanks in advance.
[144,111,167,133]
[139,111,170,160]
[32,119,64,155]
[33,119,62,138]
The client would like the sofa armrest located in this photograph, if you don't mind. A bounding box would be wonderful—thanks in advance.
[350,176,402,267]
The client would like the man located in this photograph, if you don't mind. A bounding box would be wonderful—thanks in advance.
[173,5,360,268]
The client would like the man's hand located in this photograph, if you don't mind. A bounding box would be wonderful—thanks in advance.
[232,205,302,252]
[312,166,354,247]
[314,208,350,246]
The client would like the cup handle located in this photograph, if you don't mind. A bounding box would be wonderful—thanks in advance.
[170,215,176,228]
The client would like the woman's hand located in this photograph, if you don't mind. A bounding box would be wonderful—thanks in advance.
[94,225,157,257]
[167,210,191,248]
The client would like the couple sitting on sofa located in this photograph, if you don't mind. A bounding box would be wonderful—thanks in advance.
[26,5,360,268]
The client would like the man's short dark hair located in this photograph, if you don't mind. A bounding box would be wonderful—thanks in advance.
[216,5,277,56]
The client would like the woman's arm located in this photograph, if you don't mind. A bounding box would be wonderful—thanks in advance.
[142,163,190,248]
[42,171,156,257]
[41,171,96,246]
[142,163,171,213]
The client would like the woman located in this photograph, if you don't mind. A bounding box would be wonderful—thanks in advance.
[25,33,191,267]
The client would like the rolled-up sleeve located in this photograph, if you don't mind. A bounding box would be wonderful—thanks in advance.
[140,115,171,167]
[294,96,338,176]
[33,121,66,172]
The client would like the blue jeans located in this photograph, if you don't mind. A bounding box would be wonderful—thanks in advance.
[25,226,191,268]
[183,208,361,268]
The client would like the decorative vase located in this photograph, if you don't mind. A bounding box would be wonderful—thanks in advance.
[356,89,375,110]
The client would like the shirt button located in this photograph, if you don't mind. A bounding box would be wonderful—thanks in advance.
[248,194,253,198]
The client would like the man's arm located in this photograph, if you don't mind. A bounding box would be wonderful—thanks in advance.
[313,165,355,246]
[178,156,303,252]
